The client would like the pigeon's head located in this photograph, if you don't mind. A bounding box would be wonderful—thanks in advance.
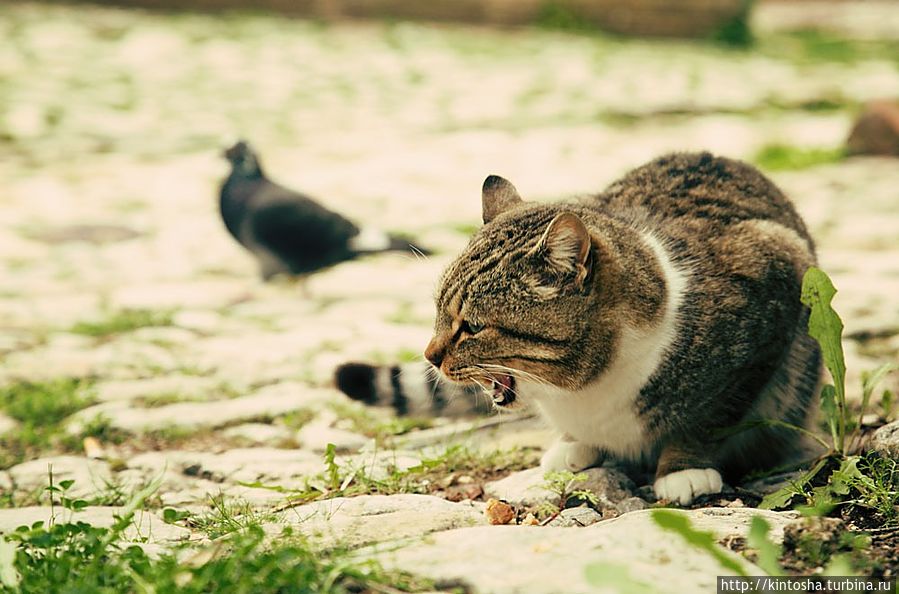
[223,140,261,176]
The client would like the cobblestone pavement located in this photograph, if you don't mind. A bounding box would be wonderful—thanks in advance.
[1,3,898,591]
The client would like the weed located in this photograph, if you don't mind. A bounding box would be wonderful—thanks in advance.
[761,268,899,527]
[538,470,600,517]
[70,308,175,338]
[253,444,537,510]
[188,494,276,539]
[753,144,846,171]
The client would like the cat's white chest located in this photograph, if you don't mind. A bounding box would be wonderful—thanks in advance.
[528,327,667,458]
[526,232,687,459]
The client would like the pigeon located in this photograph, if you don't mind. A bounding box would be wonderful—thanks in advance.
[220,140,429,280]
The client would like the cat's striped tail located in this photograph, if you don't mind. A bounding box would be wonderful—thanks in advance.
[333,361,490,417]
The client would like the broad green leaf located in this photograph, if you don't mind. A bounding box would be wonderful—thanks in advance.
[746,516,783,576]
[651,509,749,576]
[801,268,847,451]
[797,485,837,517]
[830,456,862,496]
[759,457,828,510]
[584,561,654,594]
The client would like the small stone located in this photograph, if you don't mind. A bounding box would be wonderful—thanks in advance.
[847,100,899,156]
[861,413,881,427]
[82,437,106,459]
[726,499,746,508]
[521,513,540,526]
[547,505,603,527]
[485,498,516,525]
[616,496,650,514]
[446,483,484,502]
[572,467,637,512]
[870,420,899,458]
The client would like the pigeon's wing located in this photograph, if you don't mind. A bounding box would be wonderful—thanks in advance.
[251,191,361,274]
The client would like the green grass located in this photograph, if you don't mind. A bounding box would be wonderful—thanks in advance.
[0,379,96,469]
[753,144,846,171]
[766,30,899,65]
[245,443,538,509]
[0,479,431,594]
[70,309,175,338]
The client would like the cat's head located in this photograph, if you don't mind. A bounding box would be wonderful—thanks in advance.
[425,176,613,409]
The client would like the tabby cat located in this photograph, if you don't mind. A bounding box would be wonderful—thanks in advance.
[337,152,820,505]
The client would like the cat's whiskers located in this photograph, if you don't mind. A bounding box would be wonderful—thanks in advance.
[479,363,551,387]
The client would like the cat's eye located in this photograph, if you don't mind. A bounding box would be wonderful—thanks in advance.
[462,320,485,334]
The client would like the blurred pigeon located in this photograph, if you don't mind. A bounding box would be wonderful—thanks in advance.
[220,140,429,280]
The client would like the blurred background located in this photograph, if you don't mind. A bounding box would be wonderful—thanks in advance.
[1,0,898,499]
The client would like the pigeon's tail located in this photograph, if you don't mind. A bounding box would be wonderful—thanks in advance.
[349,228,432,257]
[334,361,490,418]
[386,235,432,257]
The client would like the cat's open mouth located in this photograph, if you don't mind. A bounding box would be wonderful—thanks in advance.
[491,374,516,406]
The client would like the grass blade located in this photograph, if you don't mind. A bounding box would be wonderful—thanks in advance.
[651,509,749,577]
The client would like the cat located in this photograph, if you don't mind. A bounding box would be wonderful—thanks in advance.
[338,152,821,505]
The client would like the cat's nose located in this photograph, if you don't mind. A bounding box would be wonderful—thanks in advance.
[424,339,445,369]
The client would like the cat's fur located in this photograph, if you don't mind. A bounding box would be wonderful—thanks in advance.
[420,152,821,505]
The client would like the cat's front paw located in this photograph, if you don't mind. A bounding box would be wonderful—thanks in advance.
[653,468,723,505]
[540,440,602,473]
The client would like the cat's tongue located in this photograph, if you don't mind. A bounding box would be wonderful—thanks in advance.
[491,374,516,406]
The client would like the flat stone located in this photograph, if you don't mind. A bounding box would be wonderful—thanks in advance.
[368,508,799,594]
[7,456,113,500]
[269,494,484,550]
[23,223,142,245]
[222,423,294,445]
[296,423,371,453]
[0,506,190,544]
[93,375,237,403]
[68,384,339,434]
[295,410,371,453]
[109,279,251,310]
[870,420,899,458]
[127,448,324,487]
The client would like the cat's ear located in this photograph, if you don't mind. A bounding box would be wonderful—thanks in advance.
[538,212,592,286]
[482,175,523,224]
